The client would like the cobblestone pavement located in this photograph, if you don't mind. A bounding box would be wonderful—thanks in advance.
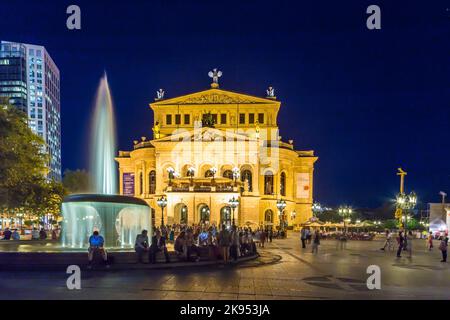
[1,233,449,300]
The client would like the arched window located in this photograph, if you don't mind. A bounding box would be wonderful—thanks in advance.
[264,170,274,195]
[149,170,156,194]
[223,170,233,180]
[280,172,286,196]
[139,172,143,195]
[241,169,252,192]
[264,209,273,224]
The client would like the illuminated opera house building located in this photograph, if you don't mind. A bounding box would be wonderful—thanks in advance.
[116,71,318,229]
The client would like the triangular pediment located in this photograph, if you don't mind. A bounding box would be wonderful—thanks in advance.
[150,88,279,107]
[151,127,256,144]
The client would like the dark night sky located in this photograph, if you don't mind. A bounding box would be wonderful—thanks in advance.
[1,0,449,208]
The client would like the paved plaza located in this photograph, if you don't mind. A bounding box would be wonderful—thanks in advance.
[1,233,449,300]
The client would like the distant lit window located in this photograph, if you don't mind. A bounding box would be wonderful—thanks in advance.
[249,113,255,124]
[258,113,264,124]
[239,113,245,124]
[184,114,190,124]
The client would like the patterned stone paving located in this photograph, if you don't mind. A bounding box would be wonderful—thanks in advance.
[1,234,450,299]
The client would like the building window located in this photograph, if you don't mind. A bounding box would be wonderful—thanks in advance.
[280,172,286,196]
[239,113,245,124]
[166,114,172,125]
[249,113,255,124]
[264,171,274,195]
[211,114,217,124]
[184,114,190,124]
[258,113,264,124]
[241,169,253,192]
[149,170,156,194]
[139,172,143,195]
[175,114,181,125]
[220,113,227,124]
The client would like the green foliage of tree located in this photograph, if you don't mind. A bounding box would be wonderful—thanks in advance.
[63,169,91,194]
[0,99,65,219]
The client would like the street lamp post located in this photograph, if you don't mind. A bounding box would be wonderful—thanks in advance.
[338,205,353,234]
[156,195,168,227]
[396,191,417,234]
[229,196,239,226]
[276,199,287,235]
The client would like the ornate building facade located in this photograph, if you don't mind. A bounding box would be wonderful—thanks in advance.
[115,74,318,229]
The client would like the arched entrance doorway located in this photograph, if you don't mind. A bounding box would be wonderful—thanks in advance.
[220,206,232,227]
[198,204,210,224]
[174,203,188,224]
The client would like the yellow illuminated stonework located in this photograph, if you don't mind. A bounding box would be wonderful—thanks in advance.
[115,81,318,229]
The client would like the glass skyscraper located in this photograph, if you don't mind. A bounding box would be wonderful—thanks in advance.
[0,41,61,181]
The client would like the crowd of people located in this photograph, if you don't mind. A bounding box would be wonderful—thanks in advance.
[0,227,59,240]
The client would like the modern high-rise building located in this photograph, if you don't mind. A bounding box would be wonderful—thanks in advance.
[0,41,61,181]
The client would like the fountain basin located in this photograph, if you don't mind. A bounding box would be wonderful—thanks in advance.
[61,194,152,249]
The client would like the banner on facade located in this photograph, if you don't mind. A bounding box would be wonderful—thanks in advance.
[123,172,135,196]
[296,173,310,199]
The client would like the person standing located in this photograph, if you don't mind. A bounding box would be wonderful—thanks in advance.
[396,231,405,258]
[268,228,273,243]
[439,236,448,262]
[300,227,308,248]
[218,224,231,263]
[230,226,239,261]
[312,229,320,254]
[134,229,149,263]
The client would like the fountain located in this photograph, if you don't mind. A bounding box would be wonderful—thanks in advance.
[61,74,152,249]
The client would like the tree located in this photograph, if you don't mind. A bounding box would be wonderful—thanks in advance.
[63,169,91,194]
[0,99,65,221]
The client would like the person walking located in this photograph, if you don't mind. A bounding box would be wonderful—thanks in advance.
[439,236,448,262]
[260,228,266,248]
[217,224,231,263]
[134,229,149,263]
[427,232,434,250]
[268,228,273,243]
[300,227,308,249]
[396,231,405,258]
[311,229,320,254]
[380,230,392,251]
[405,231,413,258]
